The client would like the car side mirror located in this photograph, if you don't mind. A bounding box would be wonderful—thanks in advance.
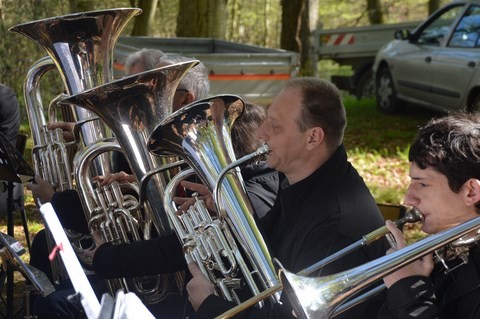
[394,29,411,40]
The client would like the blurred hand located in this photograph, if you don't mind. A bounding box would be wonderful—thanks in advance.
[186,262,214,311]
[383,220,434,288]
[174,180,216,214]
[81,230,105,259]
[93,171,136,187]
[26,175,55,204]
[47,121,75,142]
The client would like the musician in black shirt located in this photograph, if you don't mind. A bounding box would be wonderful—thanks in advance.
[378,113,480,319]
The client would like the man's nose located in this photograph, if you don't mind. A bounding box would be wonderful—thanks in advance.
[403,185,418,207]
[256,122,267,141]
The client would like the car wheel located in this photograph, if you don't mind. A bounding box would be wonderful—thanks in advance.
[376,67,401,114]
[355,70,374,99]
[470,93,480,112]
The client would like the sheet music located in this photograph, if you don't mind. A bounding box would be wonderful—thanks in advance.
[113,290,155,319]
[40,202,100,319]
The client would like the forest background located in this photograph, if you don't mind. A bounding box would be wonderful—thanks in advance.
[0,0,447,236]
[0,0,451,99]
[0,0,450,203]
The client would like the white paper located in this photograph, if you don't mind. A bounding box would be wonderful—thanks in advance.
[40,202,100,319]
[113,290,155,319]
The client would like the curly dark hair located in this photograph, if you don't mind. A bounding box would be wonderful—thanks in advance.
[409,112,480,212]
[231,102,267,158]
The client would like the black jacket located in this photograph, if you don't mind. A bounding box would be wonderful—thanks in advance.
[0,84,20,147]
[196,145,388,319]
[378,246,480,319]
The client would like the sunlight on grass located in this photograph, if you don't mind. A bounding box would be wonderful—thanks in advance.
[348,146,410,204]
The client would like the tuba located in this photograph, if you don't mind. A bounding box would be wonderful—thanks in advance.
[10,8,142,285]
[147,95,280,304]
[10,9,179,302]
[58,62,199,301]
[10,8,142,187]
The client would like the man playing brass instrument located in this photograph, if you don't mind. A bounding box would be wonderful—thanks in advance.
[182,78,388,319]
[379,113,480,319]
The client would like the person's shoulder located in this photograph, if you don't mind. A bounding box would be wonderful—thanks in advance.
[0,84,18,107]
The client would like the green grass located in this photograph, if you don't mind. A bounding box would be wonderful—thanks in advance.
[343,96,439,204]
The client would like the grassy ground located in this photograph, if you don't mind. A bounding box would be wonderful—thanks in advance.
[0,95,438,316]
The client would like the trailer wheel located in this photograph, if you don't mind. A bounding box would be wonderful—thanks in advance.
[355,70,374,99]
[376,67,401,114]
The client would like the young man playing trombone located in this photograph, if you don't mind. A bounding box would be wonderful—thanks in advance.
[380,113,480,319]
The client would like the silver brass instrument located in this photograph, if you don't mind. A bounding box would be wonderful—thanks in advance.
[10,9,141,286]
[215,207,424,318]
[216,211,480,319]
[148,95,280,305]
[10,8,142,189]
[10,9,178,302]
[298,206,424,276]
[59,62,199,301]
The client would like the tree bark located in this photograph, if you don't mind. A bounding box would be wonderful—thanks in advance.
[367,0,384,24]
[131,0,159,36]
[428,0,440,15]
[68,0,95,13]
[177,0,228,38]
[280,0,314,76]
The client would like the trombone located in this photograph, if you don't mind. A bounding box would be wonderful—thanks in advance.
[217,209,480,318]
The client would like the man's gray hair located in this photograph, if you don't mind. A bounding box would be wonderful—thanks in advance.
[124,48,165,74]
[159,55,210,99]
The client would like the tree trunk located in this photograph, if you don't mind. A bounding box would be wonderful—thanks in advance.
[280,0,314,76]
[131,0,159,36]
[428,0,440,15]
[367,0,384,24]
[177,0,228,38]
[68,0,95,13]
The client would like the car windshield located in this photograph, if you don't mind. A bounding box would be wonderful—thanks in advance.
[417,4,464,46]
[449,5,480,48]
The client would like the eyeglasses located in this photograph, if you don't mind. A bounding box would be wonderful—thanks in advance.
[175,89,189,94]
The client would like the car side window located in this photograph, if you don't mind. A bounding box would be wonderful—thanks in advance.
[417,5,464,46]
[449,5,480,48]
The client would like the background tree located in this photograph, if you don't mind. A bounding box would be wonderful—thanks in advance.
[176,0,228,38]
[428,0,440,15]
[130,0,158,36]
[367,0,384,24]
[69,0,95,13]
[280,0,315,76]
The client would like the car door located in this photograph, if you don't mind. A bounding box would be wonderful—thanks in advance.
[430,4,480,111]
[391,3,467,106]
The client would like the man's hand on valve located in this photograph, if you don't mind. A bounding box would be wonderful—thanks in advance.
[47,121,75,142]
[173,180,216,214]
[187,262,215,311]
[92,171,136,187]
[26,175,55,204]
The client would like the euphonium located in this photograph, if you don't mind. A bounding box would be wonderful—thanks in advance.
[10,8,142,188]
[10,8,171,302]
[58,61,199,301]
[148,95,280,304]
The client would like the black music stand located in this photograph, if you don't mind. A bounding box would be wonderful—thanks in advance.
[0,131,34,319]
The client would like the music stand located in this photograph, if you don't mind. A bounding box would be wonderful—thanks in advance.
[0,232,55,296]
[0,131,34,319]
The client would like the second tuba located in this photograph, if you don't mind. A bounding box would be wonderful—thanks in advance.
[148,95,280,304]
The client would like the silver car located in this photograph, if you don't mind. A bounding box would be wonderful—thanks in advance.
[373,1,480,113]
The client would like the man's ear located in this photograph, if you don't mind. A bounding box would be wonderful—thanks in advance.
[464,178,480,207]
[306,127,325,150]
[185,92,195,105]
